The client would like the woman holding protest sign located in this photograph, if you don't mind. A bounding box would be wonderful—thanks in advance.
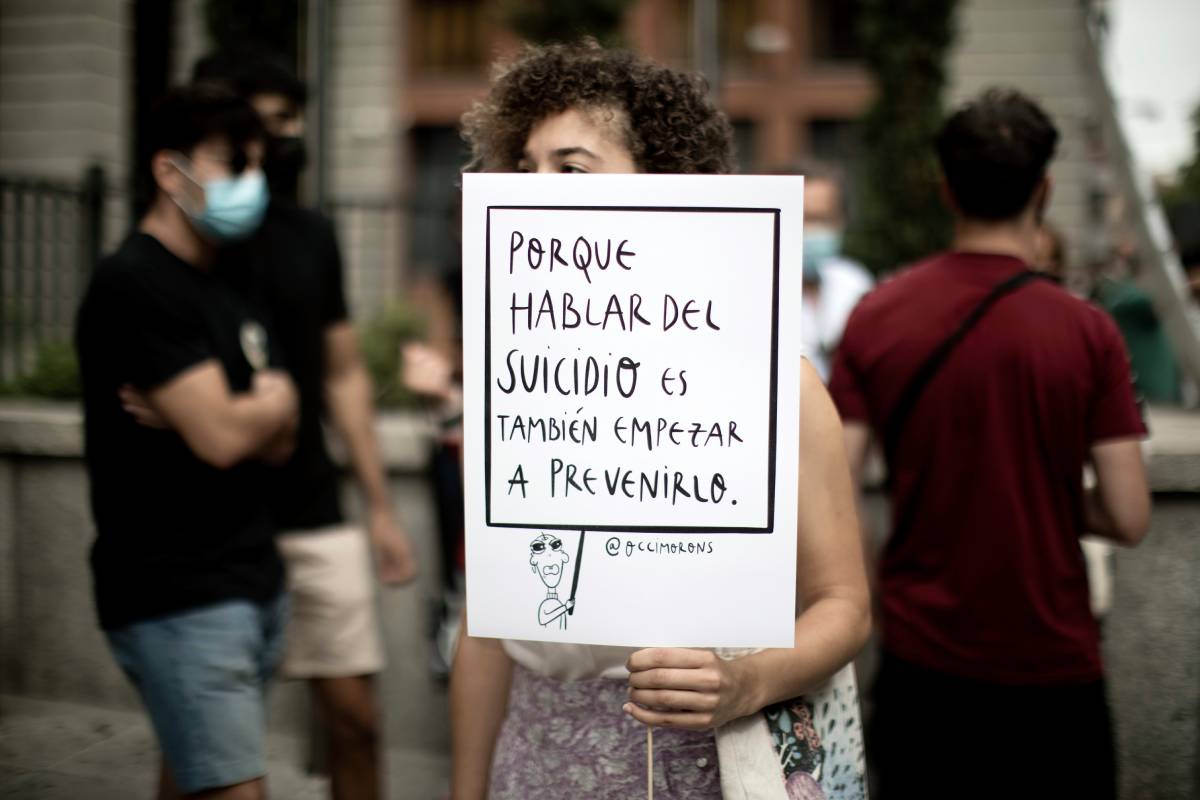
[449,41,870,800]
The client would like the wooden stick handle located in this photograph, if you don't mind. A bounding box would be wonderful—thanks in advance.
[647,726,654,800]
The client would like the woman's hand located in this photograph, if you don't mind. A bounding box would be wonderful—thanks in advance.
[623,648,758,730]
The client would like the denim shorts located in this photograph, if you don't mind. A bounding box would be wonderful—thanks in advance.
[105,594,289,794]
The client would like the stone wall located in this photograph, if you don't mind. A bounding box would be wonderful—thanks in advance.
[0,401,451,755]
[325,0,407,319]
[0,0,131,182]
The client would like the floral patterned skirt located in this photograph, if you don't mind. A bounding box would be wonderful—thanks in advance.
[488,665,722,799]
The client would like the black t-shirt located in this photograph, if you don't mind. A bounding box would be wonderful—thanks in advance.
[76,232,285,629]
[221,203,350,531]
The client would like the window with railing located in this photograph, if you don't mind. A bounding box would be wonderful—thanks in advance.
[659,0,760,75]
[718,0,757,74]
[409,125,469,275]
[809,0,864,63]
[411,0,491,76]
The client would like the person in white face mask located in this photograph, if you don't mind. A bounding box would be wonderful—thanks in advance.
[166,150,270,243]
[795,163,874,383]
[76,85,298,800]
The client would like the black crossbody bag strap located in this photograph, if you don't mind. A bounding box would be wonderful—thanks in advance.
[883,270,1047,463]
[878,269,1048,554]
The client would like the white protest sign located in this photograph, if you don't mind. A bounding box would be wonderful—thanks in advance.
[462,173,803,648]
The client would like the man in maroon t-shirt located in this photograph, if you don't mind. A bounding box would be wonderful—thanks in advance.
[830,89,1150,799]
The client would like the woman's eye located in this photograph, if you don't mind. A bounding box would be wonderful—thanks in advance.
[561,164,588,174]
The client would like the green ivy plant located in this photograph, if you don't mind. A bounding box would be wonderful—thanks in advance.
[204,0,299,64]
[1,307,429,410]
[358,302,429,409]
[1160,103,1200,210]
[0,341,81,400]
[842,0,958,275]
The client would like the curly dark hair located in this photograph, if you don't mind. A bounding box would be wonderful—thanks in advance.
[462,41,734,174]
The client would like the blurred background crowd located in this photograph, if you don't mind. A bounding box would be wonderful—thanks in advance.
[2,0,1200,404]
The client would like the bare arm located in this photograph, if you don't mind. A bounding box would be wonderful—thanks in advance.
[626,362,871,728]
[145,361,297,470]
[449,615,514,800]
[728,362,872,707]
[841,420,880,591]
[325,321,416,584]
[326,322,390,510]
[843,421,871,493]
[1085,437,1150,545]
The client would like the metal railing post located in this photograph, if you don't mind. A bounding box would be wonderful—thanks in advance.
[82,164,106,277]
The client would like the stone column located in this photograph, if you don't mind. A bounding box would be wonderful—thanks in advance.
[0,0,134,251]
[326,0,406,319]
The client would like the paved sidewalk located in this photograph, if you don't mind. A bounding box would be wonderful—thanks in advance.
[0,695,450,800]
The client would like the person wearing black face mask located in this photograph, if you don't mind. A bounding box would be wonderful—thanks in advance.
[187,48,418,800]
[192,49,311,202]
[263,130,308,198]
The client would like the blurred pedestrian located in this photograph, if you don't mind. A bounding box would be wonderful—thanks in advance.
[830,88,1151,800]
[794,162,873,382]
[401,340,466,677]
[1033,219,1066,279]
[1093,240,1183,404]
[190,48,418,800]
[75,85,297,800]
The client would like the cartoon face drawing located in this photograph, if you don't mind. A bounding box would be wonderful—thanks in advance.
[529,533,569,589]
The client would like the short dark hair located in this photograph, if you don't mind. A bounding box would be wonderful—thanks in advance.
[140,84,264,198]
[462,41,734,174]
[935,88,1059,221]
[192,47,307,107]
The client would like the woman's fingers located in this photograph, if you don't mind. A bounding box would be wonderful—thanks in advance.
[627,647,714,673]
[628,688,718,713]
[628,667,721,692]
[622,702,713,731]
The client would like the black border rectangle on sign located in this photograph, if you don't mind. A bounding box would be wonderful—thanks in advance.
[483,205,782,534]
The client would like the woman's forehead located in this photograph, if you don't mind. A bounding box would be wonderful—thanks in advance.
[526,106,627,149]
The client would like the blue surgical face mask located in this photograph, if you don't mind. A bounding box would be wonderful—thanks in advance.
[803,224,842,282]
[171,157,270,242]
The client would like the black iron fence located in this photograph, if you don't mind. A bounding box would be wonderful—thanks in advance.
[0,166,460,391]
[0,166,107,385]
